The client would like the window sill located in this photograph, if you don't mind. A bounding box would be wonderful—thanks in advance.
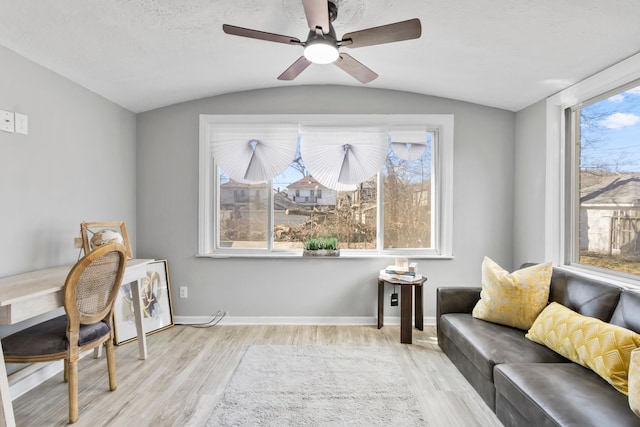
[196,252,454,260]
[554,264,640,289]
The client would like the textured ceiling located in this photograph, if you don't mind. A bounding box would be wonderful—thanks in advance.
[1,0,640,113]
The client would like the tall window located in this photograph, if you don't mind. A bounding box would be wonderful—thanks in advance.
[571,81,640,276]
[383,136,433,249]
[199,114,453,257]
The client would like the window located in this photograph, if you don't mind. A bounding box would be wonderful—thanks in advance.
[571,81,640,276]
[199,114,453,258]
[546,53,640,280]
[383,133,433,249]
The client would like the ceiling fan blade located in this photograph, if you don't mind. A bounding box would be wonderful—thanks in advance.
[341,18,421,49]
[278,56,313,81]
[334,53,378,84]
[302,0,330,34]
[223,24,301,45]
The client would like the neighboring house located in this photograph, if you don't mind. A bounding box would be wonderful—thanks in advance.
[350,179,376,205]
[580,173,640,255]
[220,181,308,226]
[285,176,380,225]
[410,181,431,208]
[275,191,308,226]
[347,179,377,225]
[219,181,268,210]
[287,176,337,207]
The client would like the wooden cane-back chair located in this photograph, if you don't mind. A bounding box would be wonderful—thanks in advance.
[1,243,127,423]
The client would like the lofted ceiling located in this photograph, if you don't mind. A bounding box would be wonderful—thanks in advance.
[1,0,640,113]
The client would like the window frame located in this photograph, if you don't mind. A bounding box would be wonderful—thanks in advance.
[546,53,640,284]
[198,114,454,259]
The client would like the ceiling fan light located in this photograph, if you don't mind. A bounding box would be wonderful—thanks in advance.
[304,41,339,64]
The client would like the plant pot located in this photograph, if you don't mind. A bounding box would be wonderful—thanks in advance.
[302,249,340,257]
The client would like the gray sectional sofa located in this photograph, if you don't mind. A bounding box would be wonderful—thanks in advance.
[437,267,640,426]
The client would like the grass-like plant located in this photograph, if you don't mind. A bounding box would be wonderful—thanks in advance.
[304,236,338,251]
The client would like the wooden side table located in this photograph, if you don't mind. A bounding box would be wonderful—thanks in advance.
[377,276,427,344]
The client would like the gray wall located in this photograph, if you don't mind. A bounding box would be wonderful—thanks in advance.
[0,45,137,335]
[513,100,547,267]
[1,42,522,324]
[137,86,516,321]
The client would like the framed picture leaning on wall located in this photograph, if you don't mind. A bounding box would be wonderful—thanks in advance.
[113,259,174,344]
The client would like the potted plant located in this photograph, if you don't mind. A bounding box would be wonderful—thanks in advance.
[303,236,340,257]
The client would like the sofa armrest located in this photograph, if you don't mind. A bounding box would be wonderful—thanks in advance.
[436,287,481,340]
[437,287,482,316]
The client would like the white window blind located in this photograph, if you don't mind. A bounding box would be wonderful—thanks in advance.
[299,125,389,191]
[390,125,428,161]
[209,124,298,183]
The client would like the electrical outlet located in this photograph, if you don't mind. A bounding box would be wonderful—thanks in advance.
[73,237,83,248]
[0,110,14,133]
[14,113,28,134]
[179,286,188,298]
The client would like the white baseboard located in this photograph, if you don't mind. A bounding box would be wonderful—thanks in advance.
[175,315,436,326]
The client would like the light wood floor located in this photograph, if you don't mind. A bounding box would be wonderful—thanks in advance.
[10,325,503,427]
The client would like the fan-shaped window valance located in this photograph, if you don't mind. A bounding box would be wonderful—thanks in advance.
[209,124,299,184]
[208,123,430,190]
[299,125,389,191]
[390,126,429,161]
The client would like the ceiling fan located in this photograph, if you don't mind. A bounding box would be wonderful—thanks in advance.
[222,0,421,84]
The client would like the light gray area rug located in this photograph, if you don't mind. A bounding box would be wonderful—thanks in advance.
[207,345,426,426]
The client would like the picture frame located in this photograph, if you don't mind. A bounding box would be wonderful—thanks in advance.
[113,259,174,344]
[80,221,133,259]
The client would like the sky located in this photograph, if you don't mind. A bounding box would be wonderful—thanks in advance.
[581,85,640,172]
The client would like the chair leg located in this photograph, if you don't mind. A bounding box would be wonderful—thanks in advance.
[67,360,78,423]
[63,359,68,383]
[93,346,103,359]
[105,341,117,391]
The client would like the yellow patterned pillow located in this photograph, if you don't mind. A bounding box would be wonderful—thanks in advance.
[629,348,640,417]
[472,257,552,330]
[526,302,640,395]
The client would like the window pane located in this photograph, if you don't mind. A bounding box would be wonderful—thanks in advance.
[334,180,377,249]
[272,153,377,250]
[576,83,640,275]
[382,134,432,249]
[218,172,268,249]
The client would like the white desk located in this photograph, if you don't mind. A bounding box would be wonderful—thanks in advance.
[0,258,154,427]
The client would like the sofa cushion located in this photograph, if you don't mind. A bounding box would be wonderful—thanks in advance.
[526,302,640,395]
[439,313,569,381]
[549,271,622,321]
[1,315,110,357]
[611,289,640,334]
[495,363,640,427]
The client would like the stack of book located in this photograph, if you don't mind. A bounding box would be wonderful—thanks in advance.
[379,263,422,282]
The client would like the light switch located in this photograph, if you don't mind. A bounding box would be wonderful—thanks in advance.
[15,113,28,134]
[0,110,14,133]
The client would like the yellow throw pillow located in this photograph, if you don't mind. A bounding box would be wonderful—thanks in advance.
[629,348,640,417]
[526,302,640,395]
[472,257,552,330]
